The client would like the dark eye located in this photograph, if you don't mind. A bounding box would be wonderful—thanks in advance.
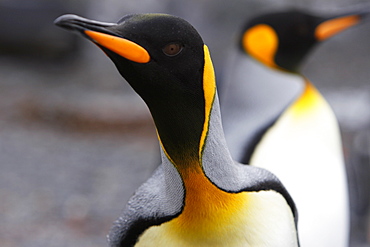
[162,43,183,56]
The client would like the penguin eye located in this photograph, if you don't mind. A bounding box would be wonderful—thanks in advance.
[162,43,183,56]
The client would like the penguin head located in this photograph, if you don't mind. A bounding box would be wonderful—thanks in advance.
[240,9,367,73]
[55,14,205,99]
[55,14,216,166]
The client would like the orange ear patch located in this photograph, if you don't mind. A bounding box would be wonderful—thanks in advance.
[84,30,150,63]
[242,24,279,68]
[315,15,360,41]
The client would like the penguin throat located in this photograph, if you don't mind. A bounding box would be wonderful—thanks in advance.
[157,44,216,170]
[173,165,246,235]
[289,78,323,117]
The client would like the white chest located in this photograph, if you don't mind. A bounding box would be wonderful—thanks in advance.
[250,87,349,247]
[134,190,298,247]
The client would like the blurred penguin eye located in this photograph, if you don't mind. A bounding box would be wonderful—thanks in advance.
[162,43,183,56]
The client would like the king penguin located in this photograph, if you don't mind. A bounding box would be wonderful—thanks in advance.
[55,13,299,247]
[221,9,370,247]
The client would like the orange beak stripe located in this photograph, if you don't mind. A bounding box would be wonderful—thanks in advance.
[84,30,150,63]
[315,15,360,41]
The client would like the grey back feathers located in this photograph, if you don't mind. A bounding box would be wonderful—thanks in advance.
[221,50,303,162]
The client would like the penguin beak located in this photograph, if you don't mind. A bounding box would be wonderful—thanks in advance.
[54,14,150,63]
[314,10,370,41]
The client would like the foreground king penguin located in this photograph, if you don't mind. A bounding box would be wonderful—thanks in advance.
[222,9,370,247]
[55,13,299,246]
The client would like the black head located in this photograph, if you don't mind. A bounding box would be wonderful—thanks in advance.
[55,14,204,98]
[240,9,368,73]
[55,13,215,166]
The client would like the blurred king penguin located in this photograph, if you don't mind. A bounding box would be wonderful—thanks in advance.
[221,8,370,247]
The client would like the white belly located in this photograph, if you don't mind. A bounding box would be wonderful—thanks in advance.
[250,92,349,247]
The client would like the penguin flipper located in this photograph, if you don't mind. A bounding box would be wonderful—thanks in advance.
[108,165,183,247]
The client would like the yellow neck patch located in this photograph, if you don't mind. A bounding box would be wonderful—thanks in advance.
[242,24,279,68]
[315,15,360,41]
[289,79,323,117]
[167,165,249,241]
[199,45,216,159]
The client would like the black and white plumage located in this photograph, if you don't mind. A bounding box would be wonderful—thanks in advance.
[55,13,299,247]
[222,9,370,247]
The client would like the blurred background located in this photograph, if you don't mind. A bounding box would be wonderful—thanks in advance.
[1,0,370,246]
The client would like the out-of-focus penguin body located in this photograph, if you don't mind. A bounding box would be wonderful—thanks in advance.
[247,77,347,247]
[222,9,370,247]
[221,50,303,161]
[55,13,299,247]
